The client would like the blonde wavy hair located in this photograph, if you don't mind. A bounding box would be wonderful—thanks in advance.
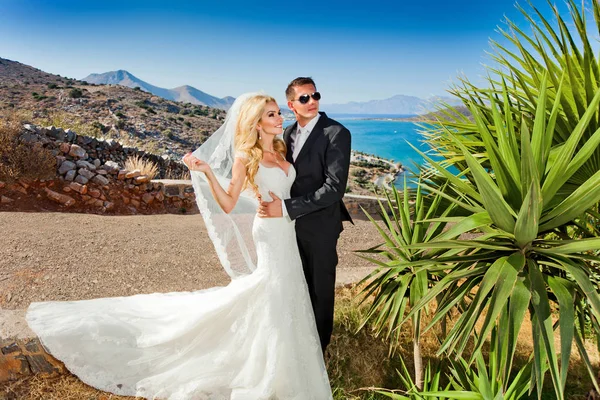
[234,94,287,197]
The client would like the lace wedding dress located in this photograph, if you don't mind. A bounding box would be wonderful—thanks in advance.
[26,163,333,400]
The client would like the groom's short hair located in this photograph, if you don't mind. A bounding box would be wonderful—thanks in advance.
[286,77,317,100]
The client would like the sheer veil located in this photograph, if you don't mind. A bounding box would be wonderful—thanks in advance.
[189,92,261,278]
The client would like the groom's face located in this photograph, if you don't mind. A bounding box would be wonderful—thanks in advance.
[288,84,319,124]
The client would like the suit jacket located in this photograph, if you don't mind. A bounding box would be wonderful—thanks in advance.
[283,112,353,239]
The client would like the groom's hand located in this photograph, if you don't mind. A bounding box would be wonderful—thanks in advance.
[258,192,282,218]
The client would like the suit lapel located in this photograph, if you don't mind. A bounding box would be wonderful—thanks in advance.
[294,112,327,163]
[283,122,296,164]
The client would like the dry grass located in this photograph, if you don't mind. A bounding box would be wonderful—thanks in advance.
[0,375,139,400]
[124,155,159,179]
[0,117,55,183]
[35,110,104,138]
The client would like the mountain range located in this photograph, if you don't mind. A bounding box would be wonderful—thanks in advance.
[83,70,236,110]
[84,70,461,115]
[320,94,463,115]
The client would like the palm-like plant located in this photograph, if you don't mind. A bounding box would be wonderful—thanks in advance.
[359,2,600,398]
[422,0,600,227]
[405,75,600,399]
[357,178,496,389]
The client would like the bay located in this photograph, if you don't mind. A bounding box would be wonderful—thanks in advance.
[284,113,432,174]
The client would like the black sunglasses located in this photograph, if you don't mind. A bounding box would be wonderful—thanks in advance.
[294,92,321,104]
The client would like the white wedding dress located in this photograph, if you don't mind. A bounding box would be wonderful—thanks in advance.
[26,164,333,400]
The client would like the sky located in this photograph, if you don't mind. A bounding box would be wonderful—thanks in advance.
[0,0,574,105]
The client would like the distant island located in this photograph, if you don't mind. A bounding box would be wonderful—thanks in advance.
[321,95,463,115]
[364,105,472,122]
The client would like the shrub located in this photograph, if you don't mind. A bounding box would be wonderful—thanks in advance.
[68,88,83,99]
[163,129,174,139]
[47,83,58,89]
[0,119,56,183]
[124,155,159,179]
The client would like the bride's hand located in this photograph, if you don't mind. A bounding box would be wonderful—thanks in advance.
[183,153,211,173]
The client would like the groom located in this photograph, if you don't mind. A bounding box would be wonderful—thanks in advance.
[258,77,353,352]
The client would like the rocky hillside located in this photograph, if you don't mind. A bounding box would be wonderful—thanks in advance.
[0,57,226,160]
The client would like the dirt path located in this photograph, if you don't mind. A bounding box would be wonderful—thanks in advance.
[0,212,382,310]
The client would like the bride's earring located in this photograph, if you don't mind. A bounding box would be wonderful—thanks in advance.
[257,127,262,140]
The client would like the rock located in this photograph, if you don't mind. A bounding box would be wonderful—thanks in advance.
[103,161,120,173]
[125,170,141,179]
[0,181,5,188]
[62,186,72,193]
[155,191,164,202]
[64,170,76,181]
[69,144,87,159]
[18,180,30,189]
[96,170,108,175]
[45,126,64,140]
[78,168,96,180]
[20,132,39,143]
[130,199,141,208]
[74,175,89,185]
[95,199,104,207]
[66,129,76,142]
[165,186,180,196]
[142,193,154,204]
[69,182,88,195]
[117,170,128,180]
[93,159,101,167]
[9,184,27,195]
[59,142,71,154]
[88,188,101,198]
[44,188,75,207]
[134,175,151,184]
[104,201,115,211]
[58,160,77,175]
[92,175,110,186]
[1,196,14,204]
[55,156,66,167]
[76,160,96,171]
[23,124,38,133]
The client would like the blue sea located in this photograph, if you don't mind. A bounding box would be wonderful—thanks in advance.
[284,114,432,177]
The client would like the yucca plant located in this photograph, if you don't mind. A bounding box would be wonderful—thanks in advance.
[422,0,600,227]
[376,324,535,400]
[359,1,600,398]
[402,74,600,399]
[357,178,496,389]
[375,358,449,400]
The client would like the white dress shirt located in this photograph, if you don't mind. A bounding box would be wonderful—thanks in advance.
[281,114,321,218]
[291,114,321,161]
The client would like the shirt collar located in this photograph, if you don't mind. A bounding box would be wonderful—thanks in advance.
[297,113,320,135]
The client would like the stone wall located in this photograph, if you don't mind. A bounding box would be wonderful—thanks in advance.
[0,124,390,218]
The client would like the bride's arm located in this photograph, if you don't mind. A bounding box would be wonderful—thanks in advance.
[184,154,247,214]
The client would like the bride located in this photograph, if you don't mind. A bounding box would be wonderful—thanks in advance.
[26,93,333,399]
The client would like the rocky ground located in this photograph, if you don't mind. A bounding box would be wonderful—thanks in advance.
[0,57,225,160]
[0,212,382,310]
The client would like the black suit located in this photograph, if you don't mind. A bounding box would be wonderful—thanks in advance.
[283,112,353,352]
